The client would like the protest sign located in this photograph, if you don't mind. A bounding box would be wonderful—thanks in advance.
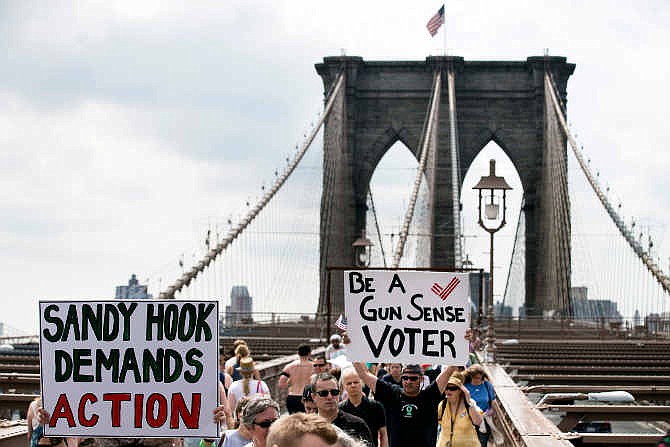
[344,270,470,364]
[39,300,219,438]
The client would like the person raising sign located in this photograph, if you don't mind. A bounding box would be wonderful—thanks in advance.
[353,362,456,447]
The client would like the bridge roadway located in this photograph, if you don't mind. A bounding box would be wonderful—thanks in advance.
[1,324,669,446]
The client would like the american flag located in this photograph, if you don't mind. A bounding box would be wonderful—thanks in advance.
[334,314,348,331]
[426,5,445,37]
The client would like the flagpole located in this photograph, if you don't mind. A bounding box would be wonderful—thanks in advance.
[443,3,447,55]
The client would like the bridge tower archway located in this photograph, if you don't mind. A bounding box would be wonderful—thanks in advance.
[316,55,575,317]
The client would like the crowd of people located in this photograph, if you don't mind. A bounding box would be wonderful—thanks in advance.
[27,329,670,446]
[210,334,500,447]
[30,333,502,447]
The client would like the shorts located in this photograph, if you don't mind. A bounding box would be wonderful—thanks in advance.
[286,395,305,414]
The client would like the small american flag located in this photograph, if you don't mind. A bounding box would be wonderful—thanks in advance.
[426,5,445,37]
[334,314,348,331]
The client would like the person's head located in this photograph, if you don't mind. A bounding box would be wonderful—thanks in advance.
[234,396,251,424]
[311,372,340,415]
[240,395,280,446]
[298,344,311,358]
[329,366,341,382]
[329,334,341,348]
[238,356,256,379]
[235,343,250,360]
[445,372,466,403]
[340,368,363,401]
[341,332,351,345]
[388,363,402,379]
[312,357,328,373]
[333,425,368,447]
[302,384,318,414]
[400,364,423,396]
[266,413,338,447]
[465,364,487,385]
[465,328,473,340]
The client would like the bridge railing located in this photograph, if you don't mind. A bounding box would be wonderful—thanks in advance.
[490,315,670,340]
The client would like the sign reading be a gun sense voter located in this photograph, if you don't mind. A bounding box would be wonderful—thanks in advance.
[39,300,219,438]
[344,270,470,364]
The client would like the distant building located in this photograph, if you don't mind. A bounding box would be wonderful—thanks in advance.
[570,286,621,322]
[115,274,152,300]
[468,271,489,318]
[225,285,253,326]
[495,302,513,319]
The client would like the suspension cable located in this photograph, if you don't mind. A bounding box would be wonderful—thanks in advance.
[391,71,441,268]
[159,72,346,299]
[447,65,462,266]
[545,73,670,294]
[368,189,387,267]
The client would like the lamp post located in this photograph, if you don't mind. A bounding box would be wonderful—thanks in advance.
[352,229,374,268]
[473,159,512,363]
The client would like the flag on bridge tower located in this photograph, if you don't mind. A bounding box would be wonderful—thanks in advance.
[426,5,445,37]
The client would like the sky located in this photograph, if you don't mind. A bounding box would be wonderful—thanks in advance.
[2,1,669,334]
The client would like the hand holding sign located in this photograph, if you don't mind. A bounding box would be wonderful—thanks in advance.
[344,271,470,364]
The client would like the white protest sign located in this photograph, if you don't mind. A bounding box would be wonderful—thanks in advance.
[39,300,219,438]
[344,270,470,364]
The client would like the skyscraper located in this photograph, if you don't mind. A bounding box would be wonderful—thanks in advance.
[115,274,152,299]
[225,285,253,326]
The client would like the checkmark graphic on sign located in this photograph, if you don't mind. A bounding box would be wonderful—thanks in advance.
[431,278,460,301]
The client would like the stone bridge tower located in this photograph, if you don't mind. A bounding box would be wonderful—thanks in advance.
[316,56,575,317]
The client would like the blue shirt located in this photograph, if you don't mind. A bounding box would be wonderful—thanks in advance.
[465,380,495,412]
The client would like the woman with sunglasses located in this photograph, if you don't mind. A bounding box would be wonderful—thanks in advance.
[238,395,280,447]
[436,372,482,447]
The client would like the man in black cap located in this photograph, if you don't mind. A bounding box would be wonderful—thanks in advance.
[354,362,455,447]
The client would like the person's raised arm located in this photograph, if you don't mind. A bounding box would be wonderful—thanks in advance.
[435,365,457,394]
[461,385,483,426]
[353,362,377,394]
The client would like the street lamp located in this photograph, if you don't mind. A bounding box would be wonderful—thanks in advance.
[473,159,512,363]
[352,229,374,268]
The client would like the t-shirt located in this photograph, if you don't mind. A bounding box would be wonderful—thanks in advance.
[465,380,495,413]
[436,401,479,447]
[381,374,402,387]
[221,429,251,447]
[374,378,443,447]
[340,397,386,447]
[332,410,374,447]
[326,344,347,360]
[228,379,269,407]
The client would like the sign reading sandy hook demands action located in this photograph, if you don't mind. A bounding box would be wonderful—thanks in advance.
[344,270,470,364]
[39,300,219,438]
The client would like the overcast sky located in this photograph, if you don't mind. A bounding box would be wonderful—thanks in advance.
[2,1,669,333]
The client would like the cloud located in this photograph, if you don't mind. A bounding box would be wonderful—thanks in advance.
[1,1,670,332]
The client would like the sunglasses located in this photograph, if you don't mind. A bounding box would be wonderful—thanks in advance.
[313,363,326,368]
[401,375,420,382]
[446,386,460,391]
[253,418,278,429]
[315,388,340,397]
